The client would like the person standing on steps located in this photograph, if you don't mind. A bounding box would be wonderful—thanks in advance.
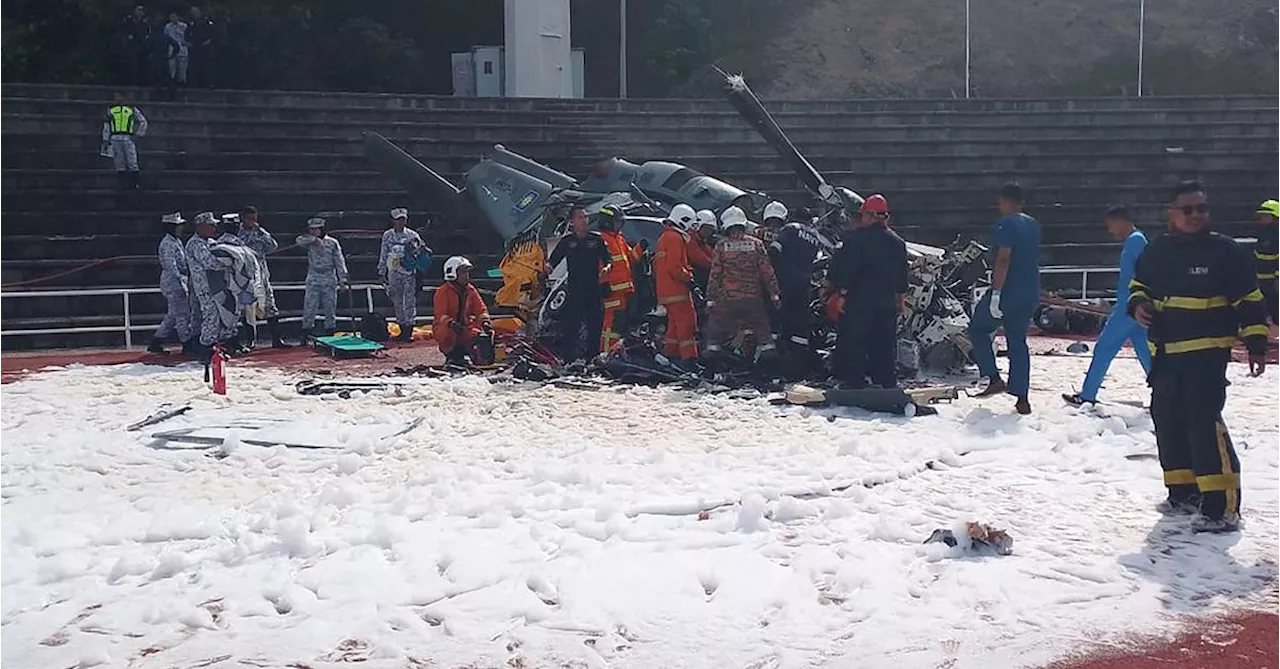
[1253,199,1279,324]
[545,206,612,363]
[969,182,1041,415]
[163,12,189,87]
[185,212,235,361]
[296,217,348,341]
[1128,180,1269,534]
[1063,206,1153,406]
[186,6,216,88]
[379,207,428,342]
[149,212,192,354]
[102,92,148,191]
[235,206,288,348]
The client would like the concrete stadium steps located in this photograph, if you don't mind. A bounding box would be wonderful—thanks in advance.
[7,82,1270,112]
[7,166,1271,193]
[7,147,1275,175]
[7,94,1275,128]
[9,109,1277,144]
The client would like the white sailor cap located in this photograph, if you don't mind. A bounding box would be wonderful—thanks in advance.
[390,207,408,219]
[221,213,240,223]
[161,212,185,225]
[193,211,217,226]
[307,217,326,228]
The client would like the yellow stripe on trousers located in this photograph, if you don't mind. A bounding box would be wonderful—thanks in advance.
[1213,420,1238,516]
[1163,469,1195,486]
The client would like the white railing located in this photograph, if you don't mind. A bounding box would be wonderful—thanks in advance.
[1,283,404,348]
[1040,265,1119,301]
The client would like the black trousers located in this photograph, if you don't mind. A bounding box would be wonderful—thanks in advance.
[1149,357,1241,521]
[836,305,897,388]
[777,279,811,349]
[1260,279,1278,325]
[559,291,603,363]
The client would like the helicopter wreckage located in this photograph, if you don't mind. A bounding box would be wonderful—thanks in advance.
[364,71,995,385]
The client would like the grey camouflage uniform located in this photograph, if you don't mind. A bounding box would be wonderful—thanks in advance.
[378,227,425,330]
[237,226,279,317]
[156,233,192,343]
[186,235,235,346]
[297,234,348,331]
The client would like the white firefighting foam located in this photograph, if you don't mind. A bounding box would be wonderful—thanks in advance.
[1,352,1276,668]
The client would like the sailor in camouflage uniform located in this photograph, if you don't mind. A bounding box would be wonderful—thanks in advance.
[296,216,349,338]
[149,211,192,354]
[705,205,781,363]
[378,207,428,342]
[185,211,235,358]
[235,205,289,347]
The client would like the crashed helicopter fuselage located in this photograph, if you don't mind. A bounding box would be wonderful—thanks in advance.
[363,72,987,375]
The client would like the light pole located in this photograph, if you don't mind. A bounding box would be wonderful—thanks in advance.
[965,0,971,98]
[1136,0,1145,96]
[619,0,628,98]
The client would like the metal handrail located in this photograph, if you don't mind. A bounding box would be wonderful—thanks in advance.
[1,283,390,348]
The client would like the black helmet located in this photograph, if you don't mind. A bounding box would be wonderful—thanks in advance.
[599,205,625,231]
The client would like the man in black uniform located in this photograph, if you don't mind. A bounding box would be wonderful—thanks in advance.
[1254,199,1278,324]
[773,203,823,369]
[831,194,908,388]
[546,206,612,363]
[1128,181,1269,534]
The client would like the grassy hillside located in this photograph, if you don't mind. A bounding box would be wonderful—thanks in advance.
[695,0,1277,98]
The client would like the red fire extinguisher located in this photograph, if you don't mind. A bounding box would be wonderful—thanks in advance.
[211,342,227,395]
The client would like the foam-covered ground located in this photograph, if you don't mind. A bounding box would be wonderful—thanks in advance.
[2,353,1276,668]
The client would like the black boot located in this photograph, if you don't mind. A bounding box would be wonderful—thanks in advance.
[116,171,131,191]
[268,317,292,348]
[147,336,168,355]
[129,171,142,190]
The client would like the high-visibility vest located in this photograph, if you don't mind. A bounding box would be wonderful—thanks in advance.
[108,105,136,134]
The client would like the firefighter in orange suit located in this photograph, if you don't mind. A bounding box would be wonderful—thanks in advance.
[598,205,645,353]
[434,256,492,364]
[655,204,700,362]
[688,209,717,281]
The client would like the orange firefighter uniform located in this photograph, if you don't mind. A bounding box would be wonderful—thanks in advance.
[433,280,491,356]
[654,225,698,360]
[599,229,642,353]
[688,235,714,272]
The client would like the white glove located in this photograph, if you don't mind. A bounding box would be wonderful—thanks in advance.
[988,290,1003,319]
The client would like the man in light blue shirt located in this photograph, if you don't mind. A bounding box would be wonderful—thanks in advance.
[970,182,1041,414]
[1063,206,1152,405]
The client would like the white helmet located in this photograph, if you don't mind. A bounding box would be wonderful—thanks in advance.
[720,205,748,232]
[763,200,788,223]
[443,255,473,281]
[667,203,697,230]
[695,209,717,229]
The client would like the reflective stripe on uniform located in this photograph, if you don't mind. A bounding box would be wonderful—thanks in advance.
[1240,324,1270,338]
[1155,295,1229,310]
[1213,420,1238,515]
[1255,252,1279,261]
[1231,289,1263,306]
[658,294,689,304]
[1161,336,1238,354]
[789,335,809,345]
[1162,469,1195,486]
[1258,271,1279,280]
[609,282,633,292]
[603,299,623,309]
[610,254,628,262]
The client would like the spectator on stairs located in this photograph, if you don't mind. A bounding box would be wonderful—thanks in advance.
[146,15,176,99]
[120,5,151,86]
[164,12,189,87]
[101,92,148,190]
[187,6,217,88]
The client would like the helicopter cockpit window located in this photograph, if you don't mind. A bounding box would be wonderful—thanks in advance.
[660,167,700,192]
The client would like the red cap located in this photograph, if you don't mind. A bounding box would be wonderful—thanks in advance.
[861,194,889,214]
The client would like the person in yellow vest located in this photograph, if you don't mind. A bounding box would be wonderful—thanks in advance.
[1255,199,1279,324]
[597,205,646,353]
[102,91,149,190]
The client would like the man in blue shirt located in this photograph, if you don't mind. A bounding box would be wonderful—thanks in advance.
[1063,206,1152,405]
[970,183,1041,414]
